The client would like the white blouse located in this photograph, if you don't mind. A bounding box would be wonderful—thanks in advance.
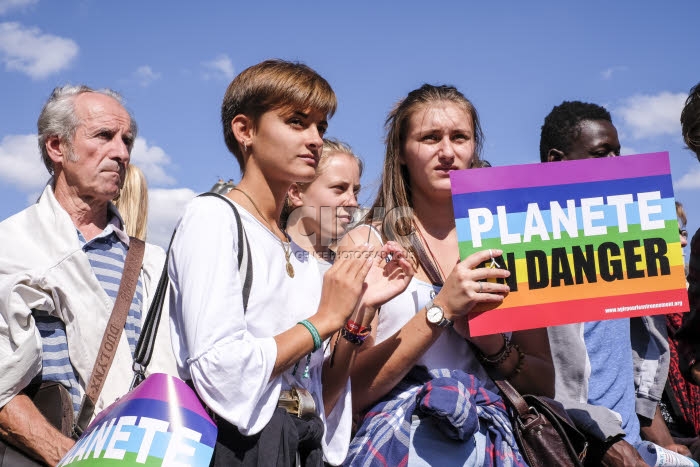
[168,196,352,465]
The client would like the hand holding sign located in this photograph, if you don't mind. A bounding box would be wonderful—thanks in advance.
[432,248,510,328]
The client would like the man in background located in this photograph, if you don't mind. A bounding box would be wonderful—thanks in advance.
[0,85,175,465]
[678,83,700,389]
[541,101,692,465]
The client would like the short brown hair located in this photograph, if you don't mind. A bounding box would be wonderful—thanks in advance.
[221,59,337,170]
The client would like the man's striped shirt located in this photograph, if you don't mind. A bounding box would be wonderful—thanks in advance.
[34,216,143,416]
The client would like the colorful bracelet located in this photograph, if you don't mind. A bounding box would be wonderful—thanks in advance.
[340,320,371,345]
[340,327,366,345]
[298,319,322,351]
[346,319,371,334]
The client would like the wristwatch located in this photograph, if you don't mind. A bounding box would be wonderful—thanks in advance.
[425,299,453,328]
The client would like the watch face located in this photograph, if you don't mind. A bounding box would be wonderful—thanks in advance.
[427,306,443,323]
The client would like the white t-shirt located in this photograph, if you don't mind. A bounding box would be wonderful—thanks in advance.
[168,196,352,465]
[376,277,497,392]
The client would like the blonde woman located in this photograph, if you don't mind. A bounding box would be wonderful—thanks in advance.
[114,164,149,241]
[284,138,363,269]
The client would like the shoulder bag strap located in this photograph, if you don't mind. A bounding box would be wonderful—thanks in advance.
[408,232,444,286]
[493,378,531,418]
[75,236,145,434]
[129,192,253,390]
[129,234,174,388]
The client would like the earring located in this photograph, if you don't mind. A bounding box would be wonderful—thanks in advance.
[243,142,248,153]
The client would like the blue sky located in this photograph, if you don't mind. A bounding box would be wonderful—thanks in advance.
[1,0,699,253]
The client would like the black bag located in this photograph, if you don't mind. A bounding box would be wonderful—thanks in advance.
[495,379,588,467]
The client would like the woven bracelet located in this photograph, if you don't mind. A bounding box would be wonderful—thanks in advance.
[340,320,371,345]
[340,327,368,345]
[346,319,371,335]
[298,320,322,351]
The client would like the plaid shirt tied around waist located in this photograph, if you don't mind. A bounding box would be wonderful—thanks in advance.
[345,368,529,467]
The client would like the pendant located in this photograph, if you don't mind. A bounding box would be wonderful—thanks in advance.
[286,261,295,278]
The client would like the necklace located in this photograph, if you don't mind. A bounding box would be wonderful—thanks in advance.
[232,188,295,278]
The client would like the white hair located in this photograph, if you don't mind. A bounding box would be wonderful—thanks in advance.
[37,84,137,174]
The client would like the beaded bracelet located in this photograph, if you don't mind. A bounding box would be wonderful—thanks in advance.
[475,333,513,367]
[292,353,313,379]
[503,343,525,379]
[298,319,322,351]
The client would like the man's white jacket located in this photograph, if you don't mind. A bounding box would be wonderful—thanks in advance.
[0,185,177,416]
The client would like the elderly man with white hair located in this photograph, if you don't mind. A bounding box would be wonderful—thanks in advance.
[0,85,175,465]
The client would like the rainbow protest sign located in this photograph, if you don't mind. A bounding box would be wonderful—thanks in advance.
[450,152,688,336]
[58,374,216,466]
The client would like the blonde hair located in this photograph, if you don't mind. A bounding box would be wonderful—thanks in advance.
[221,59,337,171]
[299,138,363,188]
[115,164,149,241]
[281,138,363,225]
[676,200,687,227]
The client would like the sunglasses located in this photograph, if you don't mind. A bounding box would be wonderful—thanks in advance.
[680,228,688,238]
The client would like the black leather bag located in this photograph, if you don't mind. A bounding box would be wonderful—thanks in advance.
[495,379,588,467]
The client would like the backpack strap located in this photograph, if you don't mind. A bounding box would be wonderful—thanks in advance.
[130,192,253,389]
[199,192,253,310]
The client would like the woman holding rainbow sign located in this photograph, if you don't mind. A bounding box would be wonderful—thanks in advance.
[342,84,554,465]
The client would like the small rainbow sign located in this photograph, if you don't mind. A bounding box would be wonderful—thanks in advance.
[450,152,688,336]
[58,374,217,466]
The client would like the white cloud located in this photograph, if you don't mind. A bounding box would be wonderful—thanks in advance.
[0,22,77,79]
[147,187,197,248]
[620,146,638,156]
[0,133,50,190]
[675,166,700,191]
[615,92,687,140]
[0,0,37,15]
[202,54,234,81]
[130,137,176,186]
[0,134,177,193]
[132,65,160,87]
[600,66,627,80]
